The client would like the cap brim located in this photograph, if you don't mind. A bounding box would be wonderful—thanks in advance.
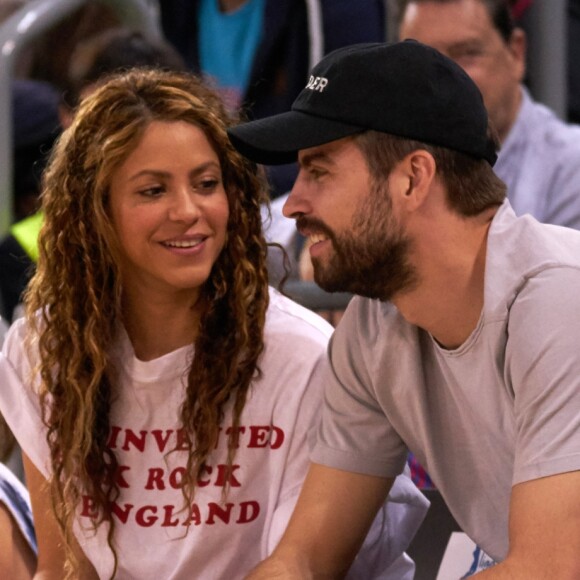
[228,110,364,165]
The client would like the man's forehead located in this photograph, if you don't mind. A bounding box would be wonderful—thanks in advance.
[401,0,494,30]
[400,2,498,55]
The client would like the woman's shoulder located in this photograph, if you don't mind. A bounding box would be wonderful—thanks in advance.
[2,316,31,366]
[265,287,334,346]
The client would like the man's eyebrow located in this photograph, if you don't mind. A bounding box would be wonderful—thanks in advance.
[299,151,335,168]
[448,38,483,52]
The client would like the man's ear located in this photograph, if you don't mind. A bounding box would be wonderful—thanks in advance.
[508,27,527,82]
[391,149,437,212]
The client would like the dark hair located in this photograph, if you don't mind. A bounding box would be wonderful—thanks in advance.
[355,129,506,216]
[12,79,62,218]
[393,0,516,42]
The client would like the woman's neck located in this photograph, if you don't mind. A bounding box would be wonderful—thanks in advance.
[121,289,203,361]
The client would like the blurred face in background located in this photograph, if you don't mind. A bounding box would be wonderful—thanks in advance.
[399,0,526,141]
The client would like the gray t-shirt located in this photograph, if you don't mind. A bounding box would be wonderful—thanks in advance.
[312,201,580,562]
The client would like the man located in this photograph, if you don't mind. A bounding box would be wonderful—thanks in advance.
[228,40,580,577]
[395,0,580,230]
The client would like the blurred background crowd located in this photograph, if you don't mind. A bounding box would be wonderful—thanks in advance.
[0,1,579,577]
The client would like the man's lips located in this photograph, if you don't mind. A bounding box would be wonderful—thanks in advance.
[296,217,334,245]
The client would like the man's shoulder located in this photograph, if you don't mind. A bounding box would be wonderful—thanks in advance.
[486,205,580,312]
[520,95,580,156]
[490,202,580,259]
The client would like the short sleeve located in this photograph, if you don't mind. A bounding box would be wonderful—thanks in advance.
[507,266,580,484]
[0,320,50,478]
[312,300,407,477]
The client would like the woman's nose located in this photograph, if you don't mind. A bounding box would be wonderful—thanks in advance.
[168,189,201,222]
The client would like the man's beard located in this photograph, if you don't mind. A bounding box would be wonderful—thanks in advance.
[299,184,417,301]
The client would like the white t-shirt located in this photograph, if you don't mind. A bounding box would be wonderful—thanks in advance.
[312,201,580,562]
[0,289,426,579]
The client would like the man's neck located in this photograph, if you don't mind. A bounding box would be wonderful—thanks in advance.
[497,85,524,144]
[393,206,497,350]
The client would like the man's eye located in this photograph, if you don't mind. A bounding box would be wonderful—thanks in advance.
[310,168,327,179]
[454,47,484,62]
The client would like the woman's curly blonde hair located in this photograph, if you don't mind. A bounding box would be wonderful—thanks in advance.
[24,68,270,577]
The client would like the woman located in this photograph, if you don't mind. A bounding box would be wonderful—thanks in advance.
[0,68,425,579]
[0,68,337,579]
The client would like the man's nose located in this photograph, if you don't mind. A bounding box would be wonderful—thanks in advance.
[282,174,310,218]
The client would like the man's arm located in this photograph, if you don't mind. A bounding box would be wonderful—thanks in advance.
[247,462,394,579]
[23,454,98,580]
[476,470,580,579]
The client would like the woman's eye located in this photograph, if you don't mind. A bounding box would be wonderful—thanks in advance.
[139,185,164,197]
[197,179,220,192]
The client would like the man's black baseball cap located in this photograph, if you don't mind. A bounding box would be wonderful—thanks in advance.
[228,40,498,166]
